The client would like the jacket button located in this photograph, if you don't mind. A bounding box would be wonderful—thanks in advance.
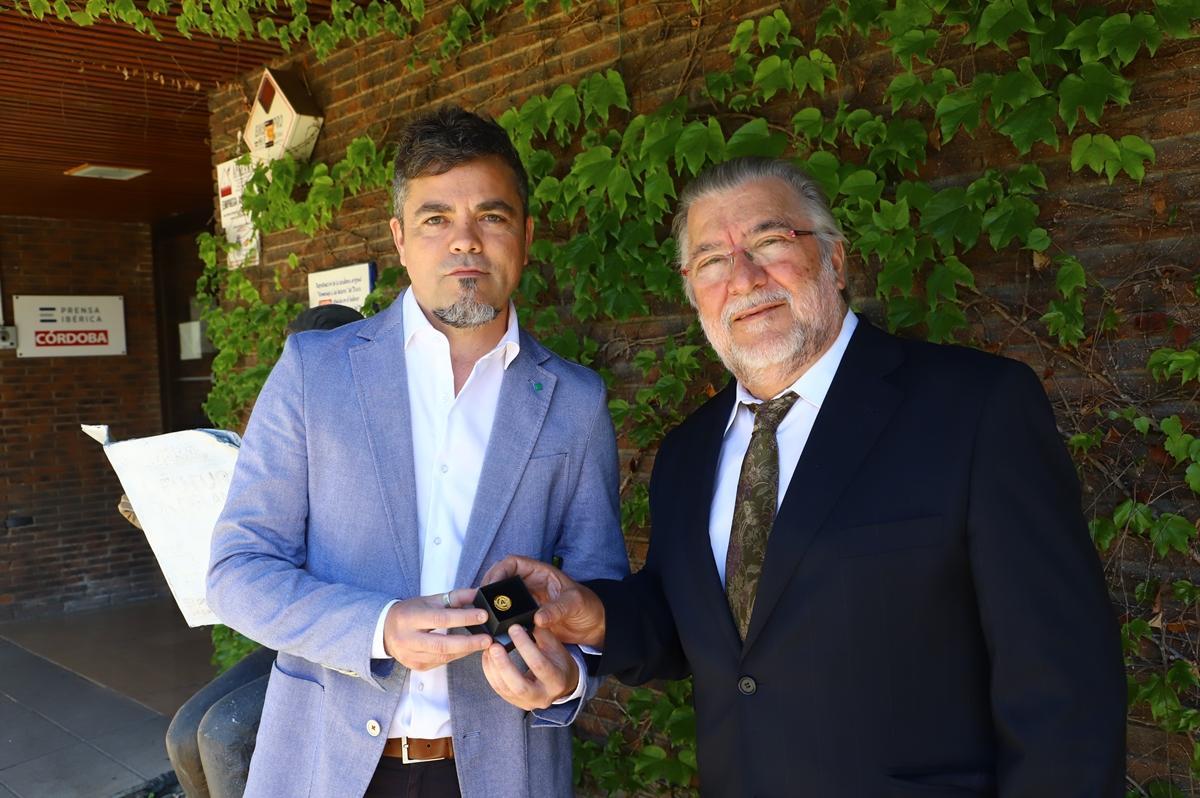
[366,719,381,737]
[738,675,756,695]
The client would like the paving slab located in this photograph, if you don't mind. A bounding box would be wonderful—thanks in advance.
[0,741,144,798]
[0,697,73,770]
[89,716,172,780]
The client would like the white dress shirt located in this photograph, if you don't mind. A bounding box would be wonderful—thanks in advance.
[371,290,584,739]
[708,311,858,584]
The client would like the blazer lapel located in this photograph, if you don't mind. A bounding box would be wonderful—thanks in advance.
[675,382,746,650]
[349,296,422,598]
[743,320,905,652]
[454,330,556,587]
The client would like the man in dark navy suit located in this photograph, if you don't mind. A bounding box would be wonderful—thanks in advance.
[489,157,1126,797]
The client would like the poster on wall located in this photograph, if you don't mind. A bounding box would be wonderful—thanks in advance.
[307,262,376,311]
[216,157,260,269]
[13,295,126,358]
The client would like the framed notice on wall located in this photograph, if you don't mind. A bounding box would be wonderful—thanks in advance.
[307,262,376,311]
[13,295,127,358]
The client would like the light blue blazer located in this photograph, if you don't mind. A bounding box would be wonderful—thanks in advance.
[207,293,629,798]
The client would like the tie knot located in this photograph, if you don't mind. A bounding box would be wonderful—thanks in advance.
[749,391,799,432]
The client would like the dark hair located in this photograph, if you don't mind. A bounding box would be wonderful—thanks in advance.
[287,304,364,334]
[390,105,529,219]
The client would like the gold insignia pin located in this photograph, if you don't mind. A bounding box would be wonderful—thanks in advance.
[493,595,512,612]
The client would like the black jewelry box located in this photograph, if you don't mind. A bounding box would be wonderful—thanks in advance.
[470,575,539,652]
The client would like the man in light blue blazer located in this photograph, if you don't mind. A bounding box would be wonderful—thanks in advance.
[207,106,629,798]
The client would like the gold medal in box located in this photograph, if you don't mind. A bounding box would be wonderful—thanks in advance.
[469,576,539,651]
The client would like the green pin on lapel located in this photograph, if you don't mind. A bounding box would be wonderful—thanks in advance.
[532,381,543,392]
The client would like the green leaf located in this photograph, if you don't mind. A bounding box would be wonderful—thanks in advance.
[571,146,614,189]
[1058,16,1104,62]
[973,0,1038,50]
[839,169,882,202]
[885,28,940,66]
[1118,135,1156,182]
[935,87,982,142]
[1151,513,1197,556]
[804,151,840,198]
[725,118,787,158]
[791,107,824,140]
[581,69,629,125]
[1070,133,1122,182]
[872,198,911,231]
[1058,63,1132,133]
[886,72,926,112]
[982,195,1040,250]
[920,187,982,253]
[991,58,1048,115]
[1056,256,1087,294]
[1024,227,1051,251]
[605,163,637,215]
[887,295,928,331]
[545,84,581,145]
[1188,463,1200,494]
[1097,13,1162,67]
[1155,0,1200,38]
[997,95,1059,154]
[728,18,754,54]
[753,55,793,101]
[675,120,719,176]
[757,8,791,51]
[792,53,832,95]
[927,255,976,304]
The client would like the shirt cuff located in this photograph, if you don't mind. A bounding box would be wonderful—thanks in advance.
[372,600,399,660]
[550,647,588,705]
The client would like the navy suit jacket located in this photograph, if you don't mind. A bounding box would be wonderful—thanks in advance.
[590,319,1125,797]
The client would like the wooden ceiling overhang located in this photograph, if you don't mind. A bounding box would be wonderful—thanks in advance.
[0,9,290,222]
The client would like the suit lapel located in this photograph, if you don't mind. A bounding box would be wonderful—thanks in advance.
[676,382,746,650]
[454,331,556,587]
[743,321,905,652]
[349,296,422,598]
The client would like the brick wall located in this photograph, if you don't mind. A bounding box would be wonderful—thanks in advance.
[205,0,1199,786]
[0,216,167,620]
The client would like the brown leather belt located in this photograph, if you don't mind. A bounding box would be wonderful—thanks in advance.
[382,736,454,763]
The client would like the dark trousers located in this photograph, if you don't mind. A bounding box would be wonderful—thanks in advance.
[364,757,461,798]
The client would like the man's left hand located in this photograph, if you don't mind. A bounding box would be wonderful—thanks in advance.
[481,624,579,711]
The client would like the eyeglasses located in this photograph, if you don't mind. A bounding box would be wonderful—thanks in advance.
[681,229,817,287]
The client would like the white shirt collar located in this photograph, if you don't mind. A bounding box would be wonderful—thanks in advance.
[725,309,858,434]
[401,287,521,369]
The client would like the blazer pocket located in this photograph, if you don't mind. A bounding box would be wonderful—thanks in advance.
[833,515,945,559]
[250,661,325,797]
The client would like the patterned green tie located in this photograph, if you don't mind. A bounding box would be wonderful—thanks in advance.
[725,391,800,641]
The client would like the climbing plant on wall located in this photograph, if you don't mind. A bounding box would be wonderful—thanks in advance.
[62,0,1200,791]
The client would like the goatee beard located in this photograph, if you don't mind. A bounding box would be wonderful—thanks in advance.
[433,277,499,329]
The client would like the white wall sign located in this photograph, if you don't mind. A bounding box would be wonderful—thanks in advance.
[14,295,126,358]
[307,262,376,311]
[216,157,260,269]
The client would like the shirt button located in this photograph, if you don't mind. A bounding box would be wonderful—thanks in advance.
[737,675,757,696]
[366,719,381,737]
[440,464,448,474]
[433,537,441,546]
[417,682,424,692]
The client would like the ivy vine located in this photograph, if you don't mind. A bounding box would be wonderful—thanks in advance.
[104,0,1200,792]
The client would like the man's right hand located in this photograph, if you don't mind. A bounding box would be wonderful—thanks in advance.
[383,589,493,671]
[482,556,607,649]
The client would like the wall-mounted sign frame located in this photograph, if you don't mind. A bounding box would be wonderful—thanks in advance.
[13,295,127,358]
[307,262,376,312]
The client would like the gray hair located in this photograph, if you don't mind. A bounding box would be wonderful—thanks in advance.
[671,157,847,306]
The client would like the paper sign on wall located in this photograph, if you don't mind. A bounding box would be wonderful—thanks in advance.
[216,158,260,269]
[307,262,376,311]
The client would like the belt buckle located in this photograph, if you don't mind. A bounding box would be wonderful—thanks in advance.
[401,737,445,765]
